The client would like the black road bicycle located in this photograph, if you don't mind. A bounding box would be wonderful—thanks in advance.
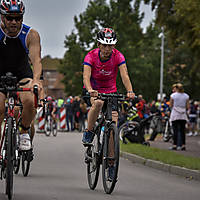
[0,72,39,200]
[43,100,58,137]
[84,93,125,194]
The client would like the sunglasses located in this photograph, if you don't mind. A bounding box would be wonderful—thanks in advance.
[5,15,23,22]
[101,44,114,48]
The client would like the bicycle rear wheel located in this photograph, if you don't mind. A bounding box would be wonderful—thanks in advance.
[14,155,20,175]
[102,123,119,194]
[21,149,33,177]
[5,118,14,200]
[87,131,101,190]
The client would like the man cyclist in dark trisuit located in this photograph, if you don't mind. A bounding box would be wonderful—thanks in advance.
[0,0,42,151]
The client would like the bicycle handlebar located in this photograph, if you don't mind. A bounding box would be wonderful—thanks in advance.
[84,92,137,101]
[0,73,41,108]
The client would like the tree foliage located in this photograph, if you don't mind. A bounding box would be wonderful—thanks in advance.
[59,32,85,95]
[142,0,200,99]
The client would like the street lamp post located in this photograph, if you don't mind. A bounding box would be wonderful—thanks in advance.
[160,27,164,101]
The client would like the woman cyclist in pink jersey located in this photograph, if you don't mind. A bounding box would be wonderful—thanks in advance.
[82,28,135,145]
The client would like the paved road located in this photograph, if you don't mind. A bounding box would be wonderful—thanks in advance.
[0,131,199,200]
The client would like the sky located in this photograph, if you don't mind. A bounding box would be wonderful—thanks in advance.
[23,0,155,59]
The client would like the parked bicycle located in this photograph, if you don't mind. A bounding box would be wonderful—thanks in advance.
[84,93,126,194]
[118,112,156,145]
[0,72,39,200]
[162,112,173,142]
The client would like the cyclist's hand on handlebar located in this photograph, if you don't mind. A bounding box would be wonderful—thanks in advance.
[126,91,135,99]
[31,79,42,93]
[88,89,98,97]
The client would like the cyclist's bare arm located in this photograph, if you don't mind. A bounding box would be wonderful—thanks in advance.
[83,65,98,97]
[27,29,42,91]
[119,63,135,98]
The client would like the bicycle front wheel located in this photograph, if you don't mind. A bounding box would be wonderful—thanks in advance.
[45,118,51,136]
[5,118,14,200]
[102,122,119,194]
[14,132,20,175]
[52,121,58,137]
[87,132,101,190]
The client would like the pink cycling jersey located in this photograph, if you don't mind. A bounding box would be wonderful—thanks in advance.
[83,48,126,93]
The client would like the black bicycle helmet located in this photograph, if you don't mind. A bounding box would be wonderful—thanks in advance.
[97,28,117,45]
[0,0,25,15]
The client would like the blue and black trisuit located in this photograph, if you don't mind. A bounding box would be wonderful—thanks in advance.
[0,24,33,82]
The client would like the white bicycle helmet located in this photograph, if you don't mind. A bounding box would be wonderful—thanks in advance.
[97,28,117,45]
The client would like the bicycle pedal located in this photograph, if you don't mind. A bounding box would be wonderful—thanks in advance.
[84,154,92,164]
[83,143,93,147]
[84,158,90,164]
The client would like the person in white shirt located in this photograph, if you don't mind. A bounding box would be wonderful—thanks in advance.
[169,83,190,150]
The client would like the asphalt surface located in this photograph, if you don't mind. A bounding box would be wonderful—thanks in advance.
[0,131,199,200]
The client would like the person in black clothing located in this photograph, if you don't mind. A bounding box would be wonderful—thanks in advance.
[79,98,87,132]
[73,96,81,130]
[65,97,74,132]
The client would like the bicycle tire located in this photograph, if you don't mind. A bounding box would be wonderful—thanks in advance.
[119,121,139,144]
[118,123,127,142]
[14,155,20,175]
[52,122,58,137]
[14,132,20,175]
[87,131,101,190]
[102,122,119,194]
[44,118,51,136]
[5,117,14,200]
[21,151,30,177]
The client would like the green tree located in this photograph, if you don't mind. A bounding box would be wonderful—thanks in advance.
[59,32,85,95]
[142,0,200,99]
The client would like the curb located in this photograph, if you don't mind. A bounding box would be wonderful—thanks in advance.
[120,151,200,181]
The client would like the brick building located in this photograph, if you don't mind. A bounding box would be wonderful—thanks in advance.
[42,56,66,99]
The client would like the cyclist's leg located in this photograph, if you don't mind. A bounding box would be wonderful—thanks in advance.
[19,78,36,150]
[19,79,36,129]
[52,112,56,123]
[0,92,6,140]
[39,80,45,100]
[87,98,104,131]
[82,98,104,144]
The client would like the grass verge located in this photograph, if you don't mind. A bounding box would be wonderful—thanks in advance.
[120,143,200,170]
